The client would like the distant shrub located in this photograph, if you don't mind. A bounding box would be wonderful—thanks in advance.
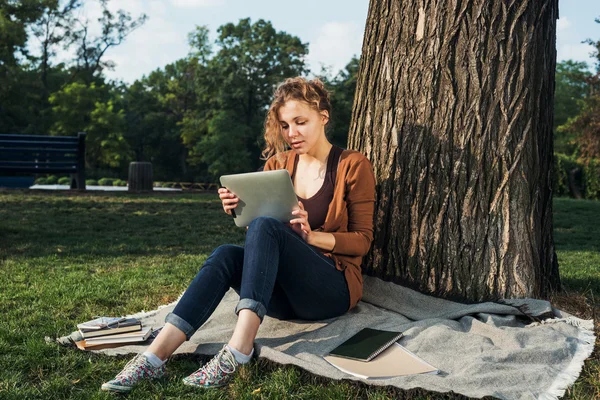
[98,178,114,186]
[153,181,165,188]
[553,153,579,197]
[583,159,600,200]
[553,153,600,199]
[58,177,70,185]
[113,179,127,187]
[46,175,58,184]
[35,177,47,185]
[86,179,98,186]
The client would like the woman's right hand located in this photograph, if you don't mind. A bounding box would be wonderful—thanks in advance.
[218,187,239,215]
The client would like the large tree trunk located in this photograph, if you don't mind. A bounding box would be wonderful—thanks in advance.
[349,0,561,301]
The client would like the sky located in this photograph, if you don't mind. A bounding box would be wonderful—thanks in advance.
[37,0,600,84]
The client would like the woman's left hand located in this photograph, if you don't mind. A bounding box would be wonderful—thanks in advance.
[289,201,311,242]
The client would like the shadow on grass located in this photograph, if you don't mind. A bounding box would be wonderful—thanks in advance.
[553,197,600,253]
[560,277,600,298]
[553,198,600,296]
[0,190,245,260]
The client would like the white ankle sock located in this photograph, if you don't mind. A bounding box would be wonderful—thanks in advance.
[143,351,165,368]
[226,344,253,364]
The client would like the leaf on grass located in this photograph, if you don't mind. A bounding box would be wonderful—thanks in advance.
[252,387,261,395]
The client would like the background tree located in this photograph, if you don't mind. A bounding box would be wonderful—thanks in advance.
[182,18,308,178]
[31,0,80,96]
[553,60,592,155]
[319,56,360,148]
[554,17,600,199]
[49,82,130,172]
[0,0,47,132]
[123,58,198,181]
[350,0,561,300]
[67,0,147,86]
[28,0,80,133]
[561,16,600,160]
[554,60,592,131]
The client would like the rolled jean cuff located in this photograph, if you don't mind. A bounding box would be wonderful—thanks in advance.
[165,312,196,340]
[235,298,267,322]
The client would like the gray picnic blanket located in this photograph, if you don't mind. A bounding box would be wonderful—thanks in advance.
[56,276,595,400]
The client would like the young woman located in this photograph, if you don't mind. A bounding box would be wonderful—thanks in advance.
[101,77,376,393]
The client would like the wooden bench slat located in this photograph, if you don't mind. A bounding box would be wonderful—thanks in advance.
[0,140,78,149]
[0,161,77,168]
[0,154,77,162]
[0,147,78,154]
[0,134,78,142]
[0,166,77,173]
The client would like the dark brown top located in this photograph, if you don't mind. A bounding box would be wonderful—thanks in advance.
[292,145,343,230]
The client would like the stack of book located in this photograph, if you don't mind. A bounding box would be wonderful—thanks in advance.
[75,317,160,350]
[323,327,439,379]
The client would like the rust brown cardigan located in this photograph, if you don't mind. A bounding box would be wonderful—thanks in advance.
[264,149,376,310]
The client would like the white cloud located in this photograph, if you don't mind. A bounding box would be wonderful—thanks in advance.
[170,0,225,7]
[148,0,168,15]
[557,42,596,64]
[130,16,183,46]
[106,0,146,17]
[557,17,571,31]
[308,21,364,75]
[103,13,188,83]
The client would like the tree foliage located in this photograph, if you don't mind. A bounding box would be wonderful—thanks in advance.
[318,56,360,148]
[560,16,600,160]
[30,0,81,95]
[0,0,49,132]
[181,18,309,179]
[123,58,197,180]
[554,61,591,129]
[553,60,592,155]
[67,0,147,85]
[49,82,129,170]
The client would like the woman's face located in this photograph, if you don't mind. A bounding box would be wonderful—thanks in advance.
[278,100,328,155]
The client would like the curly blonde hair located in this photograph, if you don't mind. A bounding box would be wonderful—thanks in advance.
[261,77,332,162]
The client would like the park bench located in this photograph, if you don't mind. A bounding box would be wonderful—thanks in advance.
[0,132,87,190]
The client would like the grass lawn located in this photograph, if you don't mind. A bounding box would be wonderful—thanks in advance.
[0,190,598,399]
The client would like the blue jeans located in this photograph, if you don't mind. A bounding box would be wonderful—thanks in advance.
[165,216,350,340]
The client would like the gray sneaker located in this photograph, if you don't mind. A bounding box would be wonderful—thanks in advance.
[101,353,165,393]
[182,345,240,388]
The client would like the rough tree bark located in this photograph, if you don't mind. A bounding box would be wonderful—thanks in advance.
[349,0,561,300]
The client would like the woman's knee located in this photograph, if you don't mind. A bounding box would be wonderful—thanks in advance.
[212,243,242,256]
[205,244,243,269]
[248,216,285,234]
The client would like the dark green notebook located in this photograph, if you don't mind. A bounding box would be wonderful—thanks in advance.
[328,328,404,362]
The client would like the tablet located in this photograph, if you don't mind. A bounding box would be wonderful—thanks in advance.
[219,169,299,227]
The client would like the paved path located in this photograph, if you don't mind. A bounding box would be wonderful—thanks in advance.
[30,184,182,192]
